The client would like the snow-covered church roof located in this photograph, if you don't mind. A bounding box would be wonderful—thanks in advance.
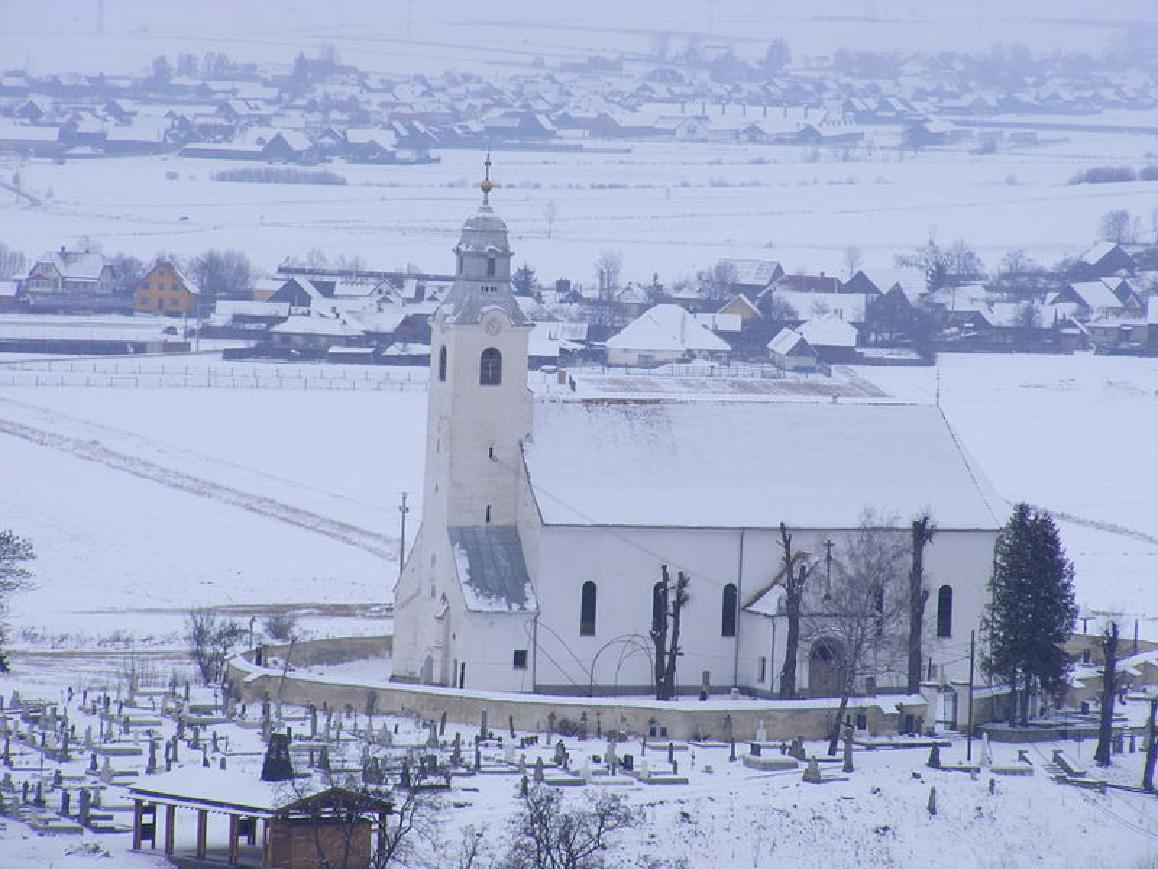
[522,400,1001,531]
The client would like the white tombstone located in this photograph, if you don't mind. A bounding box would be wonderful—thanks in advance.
[639,756,649,780]
[503,743,515,764]
[755,720,768,743]
[981,733,992,768]
[580,755,591,780]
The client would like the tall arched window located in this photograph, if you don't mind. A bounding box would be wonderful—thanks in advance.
[721,583,738,637]
[486,257,496,277]
[936,584,953,638]
[580,581,597,636]
[479,348,502,386]
[438,346,447,381]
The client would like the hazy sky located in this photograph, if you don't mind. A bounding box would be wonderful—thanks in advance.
[2,0,1154,76]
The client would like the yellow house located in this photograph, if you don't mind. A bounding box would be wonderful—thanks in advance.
[717,293,761,321]
[134,261,199,316]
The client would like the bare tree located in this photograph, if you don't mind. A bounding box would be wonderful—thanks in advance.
[907,514,935,694]
[185,609,246,686]
[1098,209,1133,244]
[650,565,689,700]
[843,246,863,279]
[0,243,26,279]
[505,786,637,869]
[263,611,300,642]
[998,248,1036,277]
[806,512,908,754]
[1094,622,1119,768]
[189,249,252,306]
[593,250,622,292]
[544,200,559,239]
[0,530,35,672]
[701,259,738,301]
[777,523,807,700]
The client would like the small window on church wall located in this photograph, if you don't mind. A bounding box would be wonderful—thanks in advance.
[936,584,953,638]
[580,581,597,636]
[487,257,496,277]
[438,346,447,381]
[513,649,528,670]
[721,583,738,637]
[485,505,491,524]
[480,348,502,385]
[758,656,767,683]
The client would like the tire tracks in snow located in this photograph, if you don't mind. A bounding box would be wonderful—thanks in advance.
[0,410,394,560]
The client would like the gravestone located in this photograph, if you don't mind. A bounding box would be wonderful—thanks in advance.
[802,758,822,784]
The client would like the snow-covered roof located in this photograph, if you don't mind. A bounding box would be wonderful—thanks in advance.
[450,526,537,613]
[216,300,289,318]
[1080,241,1120,266]
[1068,281,1122,312]
[720,258,781,287]
[767,327,812,356]
[772,290,867,322]
[32,250,108,281]
[799,313,858,348]
[129,768,294,815]
[523,400,1001,530]
[693,312,741,334]
[605,304,730,353]
[269,315,363,336]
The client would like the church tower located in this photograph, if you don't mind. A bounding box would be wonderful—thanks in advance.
[424,156,532,529]
[392,158,535,688]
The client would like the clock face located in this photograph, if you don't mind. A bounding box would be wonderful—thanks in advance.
[483,312,505,336]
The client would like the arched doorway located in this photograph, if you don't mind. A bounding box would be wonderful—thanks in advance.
[420,655,434,684]
[808,639,843,697]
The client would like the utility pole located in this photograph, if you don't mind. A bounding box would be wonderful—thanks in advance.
[1144,696,1157,792]
[966,629,976,762]
[397,492,410,579]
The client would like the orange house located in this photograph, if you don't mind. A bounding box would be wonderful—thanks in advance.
[134,260,199,316]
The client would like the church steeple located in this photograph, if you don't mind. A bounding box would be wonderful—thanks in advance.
[441,155,527,327]
[424,155,532,531]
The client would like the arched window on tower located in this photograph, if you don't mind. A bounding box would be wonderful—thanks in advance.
[580,581,597,636]
[479,348,502,385]
[438,346,447,382]
[487,257,496,277]
[721,583,738,637]
[936,584,953,638]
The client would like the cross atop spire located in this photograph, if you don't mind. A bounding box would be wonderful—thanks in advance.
[480,151,494,206]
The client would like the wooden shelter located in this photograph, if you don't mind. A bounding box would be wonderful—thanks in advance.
[129,769,392,868]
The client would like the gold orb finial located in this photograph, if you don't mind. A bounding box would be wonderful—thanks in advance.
[480,151,493,205]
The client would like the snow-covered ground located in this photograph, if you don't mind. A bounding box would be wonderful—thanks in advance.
[4,128,1157,292]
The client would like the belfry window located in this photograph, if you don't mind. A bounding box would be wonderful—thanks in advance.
[438,346,447,381]
[487,257,496,277]
[480,348,502,385]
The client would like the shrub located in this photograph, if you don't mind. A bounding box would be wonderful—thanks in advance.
[212,167,346,185]
[1068,166,1136,185]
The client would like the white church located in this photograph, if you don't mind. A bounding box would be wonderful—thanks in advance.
[392,172,1003,708]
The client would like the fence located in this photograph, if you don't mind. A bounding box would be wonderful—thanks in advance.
[0,360,428,391]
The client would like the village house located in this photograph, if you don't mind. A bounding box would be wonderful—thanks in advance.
[22,247,117,295]
[133,260,199,316]
[604,303,732,366]
[766,326,820,372]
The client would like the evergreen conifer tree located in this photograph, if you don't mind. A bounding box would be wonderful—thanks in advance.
[982,504,1077,725]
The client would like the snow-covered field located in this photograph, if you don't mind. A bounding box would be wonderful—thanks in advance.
[4,130,1157,292]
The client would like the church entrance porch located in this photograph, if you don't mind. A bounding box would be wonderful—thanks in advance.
[808,639,844,698]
